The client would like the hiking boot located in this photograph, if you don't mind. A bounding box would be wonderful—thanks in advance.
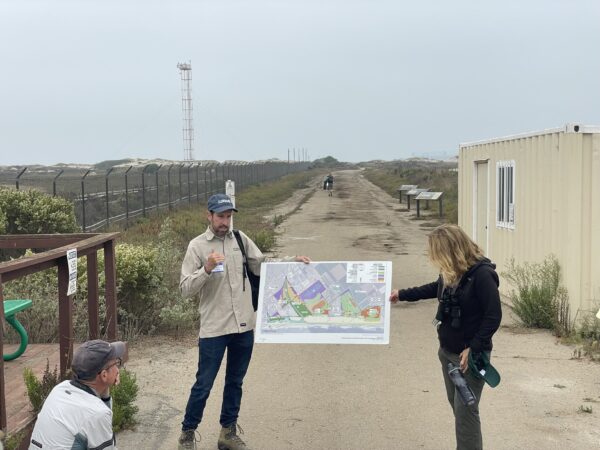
[218,422,249,450]
[178,429,199,450]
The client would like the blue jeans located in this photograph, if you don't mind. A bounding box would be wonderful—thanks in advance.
[182,330,254,430]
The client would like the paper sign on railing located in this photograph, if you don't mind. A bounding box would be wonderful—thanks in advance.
[67,249,77,296]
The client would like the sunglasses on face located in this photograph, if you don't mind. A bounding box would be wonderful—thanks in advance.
[100,358,122,373]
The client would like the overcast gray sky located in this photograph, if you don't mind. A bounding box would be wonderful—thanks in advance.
[1,0,599,165]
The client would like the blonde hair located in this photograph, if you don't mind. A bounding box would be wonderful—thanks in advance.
[427,224,484,285]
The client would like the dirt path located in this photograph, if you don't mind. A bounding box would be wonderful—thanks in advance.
[118,169,600,449]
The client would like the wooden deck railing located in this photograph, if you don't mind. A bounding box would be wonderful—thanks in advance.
[0,233,120,432]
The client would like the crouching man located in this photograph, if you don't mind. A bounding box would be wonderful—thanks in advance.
[29,339,126,449]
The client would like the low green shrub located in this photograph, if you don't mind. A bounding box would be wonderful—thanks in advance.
[573,309,600,361]
[159,296,198,333]
[3,429,26,450]
[502,255,572,336]
[115,243,162,338]
[0,209,6,234]
[249,228,277,253]
[23,360,60,414]
[0,188,79,261]
[156,217,198,333]
[112,368,139,431]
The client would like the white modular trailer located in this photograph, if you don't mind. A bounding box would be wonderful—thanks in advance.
[458,124,600,317]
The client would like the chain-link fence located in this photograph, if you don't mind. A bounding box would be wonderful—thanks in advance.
[4,161,309,231]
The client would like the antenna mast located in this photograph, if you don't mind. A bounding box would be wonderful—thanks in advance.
[177,62,195,161]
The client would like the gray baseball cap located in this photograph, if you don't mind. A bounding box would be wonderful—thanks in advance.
[72,339,126,381]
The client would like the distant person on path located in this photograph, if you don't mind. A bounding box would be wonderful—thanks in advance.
[29,339,126,450]
[178,193,310,450]
[323,173,334,196]
[389,224,502,450]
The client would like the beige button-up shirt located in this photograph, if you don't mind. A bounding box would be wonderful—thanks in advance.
[180,227,289,338]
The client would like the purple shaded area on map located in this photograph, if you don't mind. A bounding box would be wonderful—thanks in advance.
[273,287,283,300]
[300,280,326,300]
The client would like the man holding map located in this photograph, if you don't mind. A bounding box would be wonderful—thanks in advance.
[178,193,309,450]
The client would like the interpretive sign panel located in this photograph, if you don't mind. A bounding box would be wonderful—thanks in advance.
[256,261,392,344]
[406,188,429,196]
[397,184,417,192]
[415,191,442,201]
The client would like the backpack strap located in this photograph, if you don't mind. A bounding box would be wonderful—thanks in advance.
[233,229,248,292]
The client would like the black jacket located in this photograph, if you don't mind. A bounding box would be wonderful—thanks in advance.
[398,258,502,354]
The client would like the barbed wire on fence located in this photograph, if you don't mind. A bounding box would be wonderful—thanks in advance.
[4,161,310,231]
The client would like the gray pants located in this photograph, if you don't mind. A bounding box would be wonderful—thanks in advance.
[438,347,486,450]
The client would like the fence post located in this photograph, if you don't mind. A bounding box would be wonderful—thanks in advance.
[87,251,99,339]
[81,169,91,232]
[177,164,183,204]
[187,163,192,204]
[241,163,245,188]
[142,165,148,217]
[168,164,174,211]
[196,163,200,203]
[105,168,114,229]
[15,167,27,190]
[53,169,64,197]
[155,164,163,211]
[58,256,73,379]
[104,239,117,340]
[124,166,133,228]
[204,165,208,200]
[214,165,218,194]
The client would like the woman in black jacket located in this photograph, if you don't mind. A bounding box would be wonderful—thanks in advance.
[390,224,501,450]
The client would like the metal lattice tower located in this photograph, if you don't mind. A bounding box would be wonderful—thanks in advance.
[177,62,195,161]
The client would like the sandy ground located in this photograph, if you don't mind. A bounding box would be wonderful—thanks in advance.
[118,169,600,449]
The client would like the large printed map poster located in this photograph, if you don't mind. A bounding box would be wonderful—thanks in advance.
[255,261,392,344]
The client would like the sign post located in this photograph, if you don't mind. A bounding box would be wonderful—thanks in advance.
[226,180,236,229]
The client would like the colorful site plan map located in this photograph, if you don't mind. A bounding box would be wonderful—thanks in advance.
[255,261,392,344]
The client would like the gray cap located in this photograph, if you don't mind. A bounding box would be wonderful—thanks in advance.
[72,339,126,381]
[207,193,238,213]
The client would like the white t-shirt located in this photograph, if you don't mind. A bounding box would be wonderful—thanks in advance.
[29,380,116,450]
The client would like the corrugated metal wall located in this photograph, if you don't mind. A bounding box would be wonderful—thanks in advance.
[459,129,600,318]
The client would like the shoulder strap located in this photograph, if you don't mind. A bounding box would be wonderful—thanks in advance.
[233,229,248,291]
[233,229,247,261]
